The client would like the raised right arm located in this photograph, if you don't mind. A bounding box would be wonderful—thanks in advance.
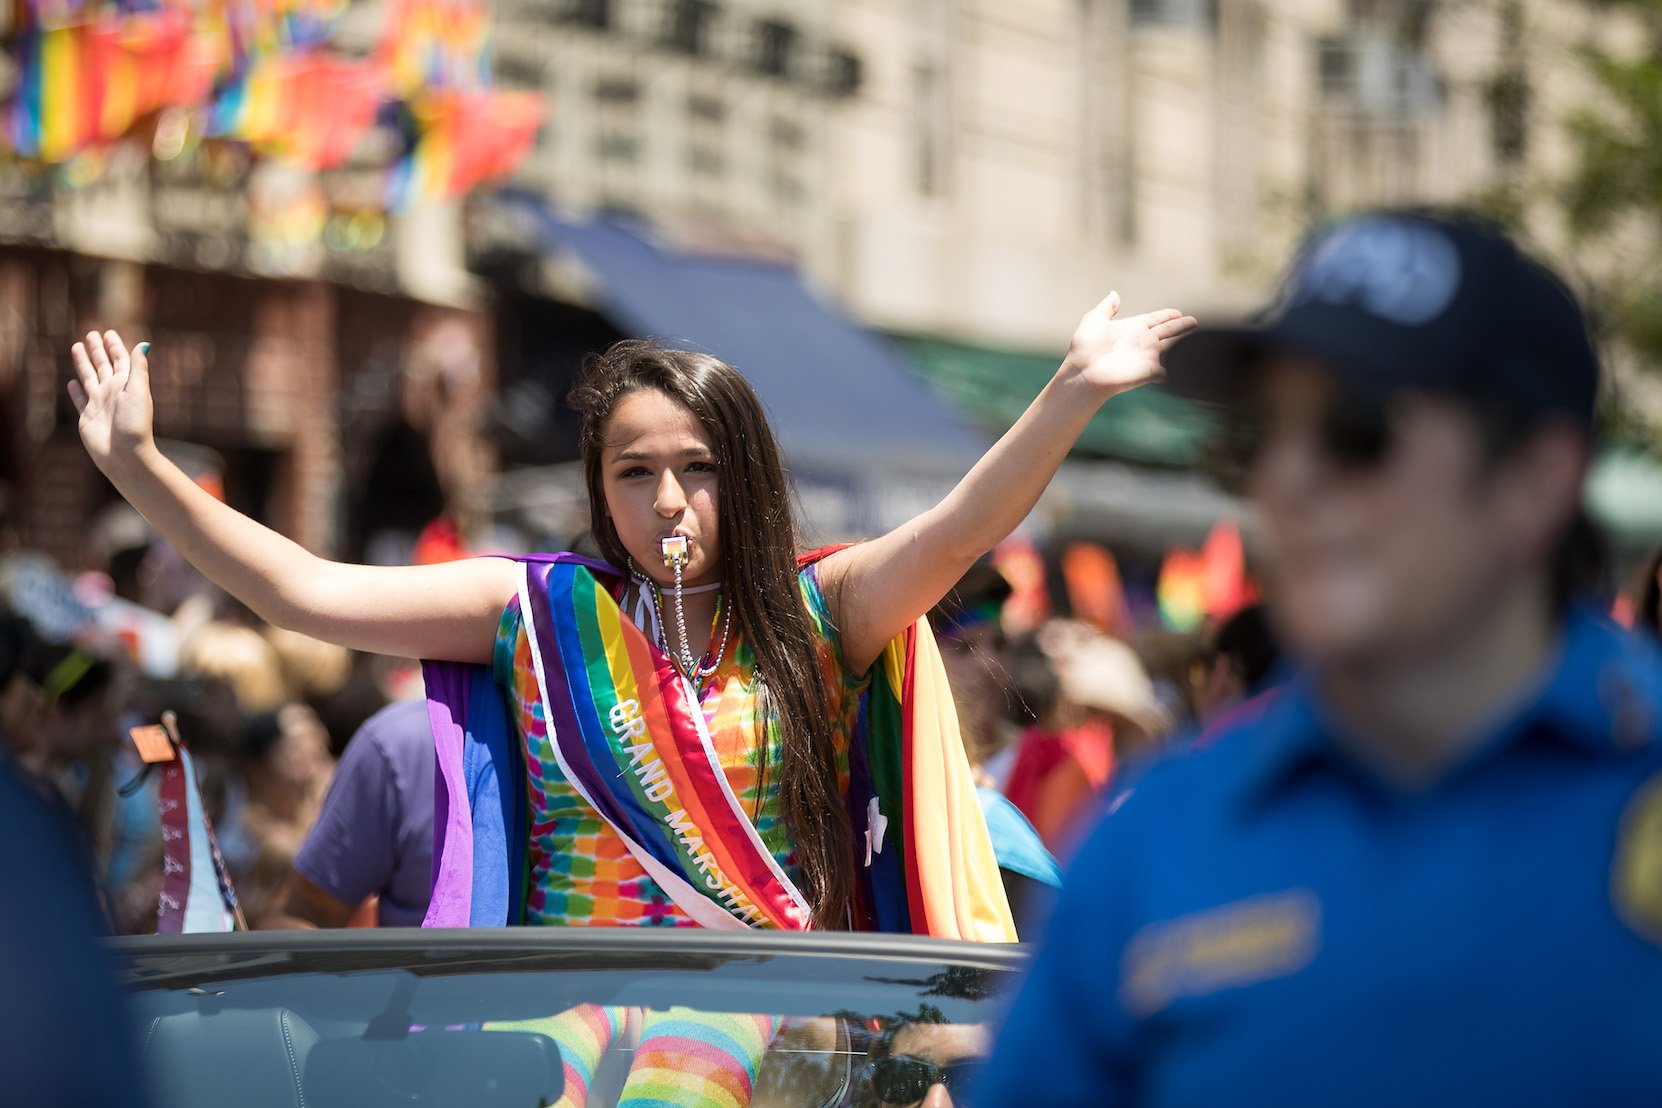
[70,330,517,664]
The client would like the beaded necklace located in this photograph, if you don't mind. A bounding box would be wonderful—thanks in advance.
[631,539,732,694]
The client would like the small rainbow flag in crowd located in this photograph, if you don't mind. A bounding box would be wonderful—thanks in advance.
[1157,518,1255,632]
[1063,541,1130,638]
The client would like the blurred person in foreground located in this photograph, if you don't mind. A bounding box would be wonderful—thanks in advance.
[0,752,154,1106]
[271,697,434,928]
[1631,542,1662,642]
[0,614,43,757]
[979,212,1662,1106]
[0,623,152,1103]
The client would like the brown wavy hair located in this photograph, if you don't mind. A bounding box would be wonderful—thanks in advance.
[567,340,855,927]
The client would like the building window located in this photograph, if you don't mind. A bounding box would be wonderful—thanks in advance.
[666,0,718,55]
[1129,0,1215,29]
[770,118,804,150]
[1485,0,1530,165]
[754,19,799,78]
[596,135,639,161]
[687,93,725,122]
[687,146,724,175]
[594,76,639,103]
[911,61,948,196]
[594,74,639,165]
[559,0,610,29]
[826,49,862,98]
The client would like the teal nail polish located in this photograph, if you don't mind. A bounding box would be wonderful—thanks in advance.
[136,342,150,356]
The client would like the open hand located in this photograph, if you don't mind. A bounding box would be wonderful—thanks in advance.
[69,330,155,472]
[1064,291,1198,399]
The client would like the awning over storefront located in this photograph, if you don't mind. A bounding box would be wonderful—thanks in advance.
[500,193,987,537]
[898,335,1218,467]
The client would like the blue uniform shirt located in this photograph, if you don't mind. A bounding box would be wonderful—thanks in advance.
[980,610,1662,1107]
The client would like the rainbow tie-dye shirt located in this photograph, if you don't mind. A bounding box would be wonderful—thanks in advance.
[492,565,867,927]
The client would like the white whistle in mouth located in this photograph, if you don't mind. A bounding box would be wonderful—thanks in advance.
[660,535,689,568]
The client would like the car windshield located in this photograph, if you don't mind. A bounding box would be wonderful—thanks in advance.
[113,929,1023,1108]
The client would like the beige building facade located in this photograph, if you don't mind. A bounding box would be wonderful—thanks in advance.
[822,0,1636,353]
[492,0,854,258]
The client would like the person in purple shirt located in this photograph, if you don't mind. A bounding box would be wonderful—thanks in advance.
[274,698,434,928]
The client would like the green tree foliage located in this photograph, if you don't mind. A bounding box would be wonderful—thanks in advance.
[1562,1,1662,387]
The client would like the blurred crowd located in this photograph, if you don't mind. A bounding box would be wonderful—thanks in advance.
[5,466,1661,939]
[0,487,408,932]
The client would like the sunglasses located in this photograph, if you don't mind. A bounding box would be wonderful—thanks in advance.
[871,1054,983,1104]
[1209,390,1401,492]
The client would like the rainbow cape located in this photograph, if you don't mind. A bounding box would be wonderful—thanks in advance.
[422,552,1015,941]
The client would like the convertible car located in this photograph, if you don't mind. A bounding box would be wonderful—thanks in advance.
[110,928,1026,1108]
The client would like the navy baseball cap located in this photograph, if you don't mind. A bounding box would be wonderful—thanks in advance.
[1163,212,1601,430]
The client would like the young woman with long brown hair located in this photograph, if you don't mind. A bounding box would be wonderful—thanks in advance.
[68,292,1195,938]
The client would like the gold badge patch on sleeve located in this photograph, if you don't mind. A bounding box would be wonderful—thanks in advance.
[1121,889,1322,1016]
[1613,773,1662,947]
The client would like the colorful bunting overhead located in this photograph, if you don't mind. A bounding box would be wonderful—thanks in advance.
[1,0,540,209]
[379,0,543,209]
[379,0,488,97]
[385,86,540,209]
[206,49,381,170]
[6,9,215,163]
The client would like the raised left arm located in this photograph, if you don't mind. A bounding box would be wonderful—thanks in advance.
[817,292,1196,674]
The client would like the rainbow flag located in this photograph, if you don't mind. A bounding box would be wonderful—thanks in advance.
[207,49,382,169]
[1158,518,1255,631]
[384,87,541,210]
[846,564,1016,939]
[376,0,541,209]
[521,558,811,930]
[423,553,1015,941]
[378,0,489,98]
[5,9,214,164]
